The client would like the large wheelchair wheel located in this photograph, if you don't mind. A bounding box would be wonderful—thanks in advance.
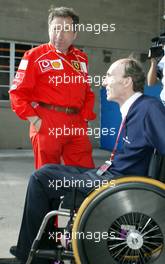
[72,177,165,264]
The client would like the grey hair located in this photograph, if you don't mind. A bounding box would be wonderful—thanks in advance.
[123,58,145,93]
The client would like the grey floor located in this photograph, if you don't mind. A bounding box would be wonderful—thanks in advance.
[0,148,110,258]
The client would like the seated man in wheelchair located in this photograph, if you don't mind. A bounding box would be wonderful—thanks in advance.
[9,58,165,264]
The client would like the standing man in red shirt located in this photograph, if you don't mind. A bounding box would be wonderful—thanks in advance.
[9,7,96,169]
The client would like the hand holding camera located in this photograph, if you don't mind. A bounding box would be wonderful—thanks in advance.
[148,33,165,59]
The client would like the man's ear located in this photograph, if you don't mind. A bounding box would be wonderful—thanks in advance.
[124,76,133,87]
[48,26,51,37]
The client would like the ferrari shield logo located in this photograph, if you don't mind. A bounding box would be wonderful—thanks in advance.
[71,60,81,71]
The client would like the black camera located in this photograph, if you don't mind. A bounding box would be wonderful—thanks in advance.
[148,33,165,59]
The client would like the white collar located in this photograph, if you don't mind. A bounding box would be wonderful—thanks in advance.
[120,92,143,120]
[56,49,63,54]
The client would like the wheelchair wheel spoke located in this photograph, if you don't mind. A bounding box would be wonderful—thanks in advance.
[144,234,163,239]
[140,218,151,234]
[111,244,128,259]
[120,246,130,264]
[108,240,127,250]
[109,236,126,241]
[110,226,125,237]
[142,225,160,237]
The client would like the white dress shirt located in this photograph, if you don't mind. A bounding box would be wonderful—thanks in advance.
[120,92,143,120]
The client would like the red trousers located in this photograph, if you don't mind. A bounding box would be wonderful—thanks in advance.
[30,105,95,169]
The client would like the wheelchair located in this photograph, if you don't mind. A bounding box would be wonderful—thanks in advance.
[26,176,165,264]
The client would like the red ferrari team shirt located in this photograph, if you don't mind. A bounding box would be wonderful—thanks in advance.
[9,43,96,121]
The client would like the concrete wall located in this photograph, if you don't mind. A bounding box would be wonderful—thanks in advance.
[0,0,164,148]
[0,102,30,149]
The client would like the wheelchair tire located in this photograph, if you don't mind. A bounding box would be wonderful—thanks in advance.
[72,177,165,264]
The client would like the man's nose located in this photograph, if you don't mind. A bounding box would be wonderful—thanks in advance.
[56,30,64,39]
[102,78,107,88]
